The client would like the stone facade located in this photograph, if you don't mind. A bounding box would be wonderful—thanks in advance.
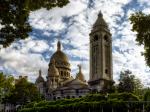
[88,11,113,92]
[35,11,113,100]
[35,41,89,100]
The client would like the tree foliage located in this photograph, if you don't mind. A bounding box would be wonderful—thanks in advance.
[0,72,14,102]
[129,12,150,67]
[19,93,141,112]
[5,76,43,104]
[0,0,69,47]
[117,70,143,94]
[144,88,150,101]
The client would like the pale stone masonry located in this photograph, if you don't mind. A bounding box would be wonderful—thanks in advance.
[88,11,113,92]
[35,40,89,100]
[35,11,113,100]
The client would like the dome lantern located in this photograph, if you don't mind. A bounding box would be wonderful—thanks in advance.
[57,40,61,51]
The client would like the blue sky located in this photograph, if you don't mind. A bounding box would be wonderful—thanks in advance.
[0,0,150,86]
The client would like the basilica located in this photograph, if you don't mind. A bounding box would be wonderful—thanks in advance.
[35,11,113,100]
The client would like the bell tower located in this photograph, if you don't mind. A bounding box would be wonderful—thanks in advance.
[88,11,113,92]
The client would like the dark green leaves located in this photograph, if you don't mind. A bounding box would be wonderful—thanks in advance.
[117,70,143,95]
[0,0,69,47]
[129,11,150,67]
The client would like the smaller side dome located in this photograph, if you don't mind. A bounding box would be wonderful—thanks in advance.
[48,59,59,77]
[76,65,85,82]
[36,70,45,84]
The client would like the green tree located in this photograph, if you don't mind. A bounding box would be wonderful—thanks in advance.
[0,0,69,47]
[6,76,43,104]
[117,70,143,94]
[144,88,150,101]
[133,77,143,97]
[130,12,150,67]
[0,72,14,102]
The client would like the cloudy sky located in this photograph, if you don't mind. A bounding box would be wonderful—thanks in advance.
[0,0,150,86]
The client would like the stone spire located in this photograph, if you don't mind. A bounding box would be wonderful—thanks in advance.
[93,10,108,28]
[78,65,82,73]
[98,10,103,17]
[39,69,42,76]
[57,40,61,51]
[76,65,85,82]
[35,69,44,84]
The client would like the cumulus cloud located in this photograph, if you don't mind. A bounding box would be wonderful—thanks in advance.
[0,38,49,82]
[0,0,150,86]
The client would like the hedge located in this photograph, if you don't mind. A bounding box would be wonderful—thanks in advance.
[19,93,145,112]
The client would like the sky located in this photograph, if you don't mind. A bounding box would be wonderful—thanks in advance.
[0,0,150,86]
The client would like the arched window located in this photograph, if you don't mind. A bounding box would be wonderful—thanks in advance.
[105,69,108,74]
[61,71,63,76]
[94,35,98,41]
[66,96,70,99]
[76,89,79,95]
[61,90,63,95]
[104,35,109,42]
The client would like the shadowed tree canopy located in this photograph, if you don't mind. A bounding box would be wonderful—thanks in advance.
[0,0,69,47]
[129,12,150,67]
[117,70,143,94]
[5,76,43,104]
[0,72,14,102]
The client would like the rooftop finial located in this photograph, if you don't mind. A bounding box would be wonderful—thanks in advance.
[39,69,42,76]
[78,64,82,73]
[57,40,61,51]
[98,10,103,17]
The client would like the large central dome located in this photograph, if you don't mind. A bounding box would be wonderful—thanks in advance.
[49,41,70,69]
[48,41,71,81]
[50,50,69,64]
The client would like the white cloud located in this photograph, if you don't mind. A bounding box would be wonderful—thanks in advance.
[137,0,150,6]
[0,38,49,82]
[143,8,150,14]
[1,0,150,86]
[112,16,150,86]
[29,0,87,31]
